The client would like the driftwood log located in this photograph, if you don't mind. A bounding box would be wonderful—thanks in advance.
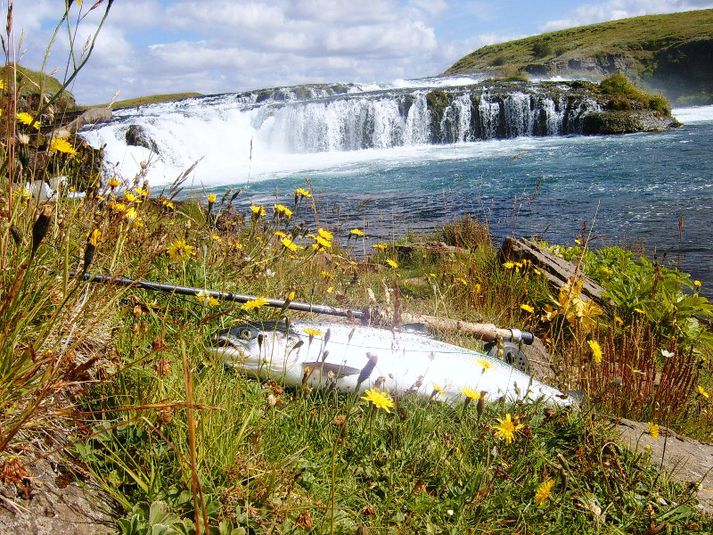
[501,237,605,304]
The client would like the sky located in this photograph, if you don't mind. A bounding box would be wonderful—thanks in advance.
[10,0,713,104]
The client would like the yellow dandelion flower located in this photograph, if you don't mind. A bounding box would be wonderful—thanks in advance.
[614,315,624,326]
[281,236,299,252]
[313,235,332,249]
[587,339,603,365]
[294,187,312,198]
[288,291,296,301]
[48,138,77,155]
[196,290,219,307]
[273,230,287,238]
[698,385,710,399]
[124,191,138,203]
[327,286,334,294]
[494,413,523,444]
[647,422,660,439]
[125,206,138,222]
[461,387,481,400]
[372,242,388,250]
[17,112,40,129]
[241,297,269,311]
[250,205,266,217]
[361,388,395,413]
[455,277,468,285]
[318,228,333,240]
[350,228,365,237]
[162,199,175,210]
[534,479,555,507]
[432,383,445,396]
[476,358,492,371]
[320,270,333,278]
[207,193,217,203]
[109,201,127,212]
[211,233,222,242]
[386,259,399,269]
[167,238,195,260]
[502,261,515,269]
[88,229,101,247]
[108,177,121,188]
[274,204,293,218]
[520,304,535,314]
[136,186,149,197]
[694,280,702,289]
[303,327,322,337]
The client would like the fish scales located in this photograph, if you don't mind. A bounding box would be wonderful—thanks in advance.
[210,321,572,406]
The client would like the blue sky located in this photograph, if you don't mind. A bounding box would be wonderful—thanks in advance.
[12,0,713,103]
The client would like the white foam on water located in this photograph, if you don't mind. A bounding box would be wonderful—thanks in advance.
[80,76,600,189]
[672,105,713,124]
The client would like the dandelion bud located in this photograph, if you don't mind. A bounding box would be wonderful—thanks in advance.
[476,391,486,419]
[82,243,95,275]
[356,353,378,391]
[10,225,22,246]
[31,204,52,255]
[157,407,173,425]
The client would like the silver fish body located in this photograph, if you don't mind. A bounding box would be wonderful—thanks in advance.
[210,320,572,406]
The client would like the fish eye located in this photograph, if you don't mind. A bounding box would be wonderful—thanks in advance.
[239,328,253,340]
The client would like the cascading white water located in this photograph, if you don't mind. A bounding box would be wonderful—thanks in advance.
[81,80,601,186]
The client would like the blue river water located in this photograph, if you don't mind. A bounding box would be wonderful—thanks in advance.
[204,116,713,294]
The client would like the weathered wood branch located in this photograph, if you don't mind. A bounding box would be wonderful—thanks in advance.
[500,237,605,303]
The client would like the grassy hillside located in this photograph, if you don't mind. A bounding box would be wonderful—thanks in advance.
[97,92,202,110]
[447,9,713,104]
[0,64,75,110]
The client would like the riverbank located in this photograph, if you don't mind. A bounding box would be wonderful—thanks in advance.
[2,183,712,531]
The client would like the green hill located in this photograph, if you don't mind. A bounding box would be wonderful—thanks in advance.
[446,9,713,104]
[0,64,75,110]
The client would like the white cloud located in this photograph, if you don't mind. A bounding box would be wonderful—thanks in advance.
[541,0,713,31]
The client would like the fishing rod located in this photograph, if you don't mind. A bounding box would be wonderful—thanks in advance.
[79,273,534,345]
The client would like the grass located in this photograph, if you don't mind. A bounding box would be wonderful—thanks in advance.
[80,92,204,110]
[1,3,713,533]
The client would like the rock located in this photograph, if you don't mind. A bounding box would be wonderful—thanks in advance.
[614,418,713,514]
[0,458,114,535]
[581,110,681,135]
[125,124,158,153]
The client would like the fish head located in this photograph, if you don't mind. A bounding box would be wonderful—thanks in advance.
[210,320,299,372]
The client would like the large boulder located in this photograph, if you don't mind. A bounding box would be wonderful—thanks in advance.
[125,124,158,153]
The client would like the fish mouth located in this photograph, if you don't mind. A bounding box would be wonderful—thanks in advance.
[210,333,257,367]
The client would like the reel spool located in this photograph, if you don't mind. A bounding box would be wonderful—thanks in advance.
[485,341,530,373]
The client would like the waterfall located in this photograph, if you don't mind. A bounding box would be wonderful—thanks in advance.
[81,80,601,185]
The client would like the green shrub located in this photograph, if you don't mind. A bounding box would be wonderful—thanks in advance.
[600,72,639,96]
[648,94,670,113]
[599,73,671,114]
[532,41,553,58]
